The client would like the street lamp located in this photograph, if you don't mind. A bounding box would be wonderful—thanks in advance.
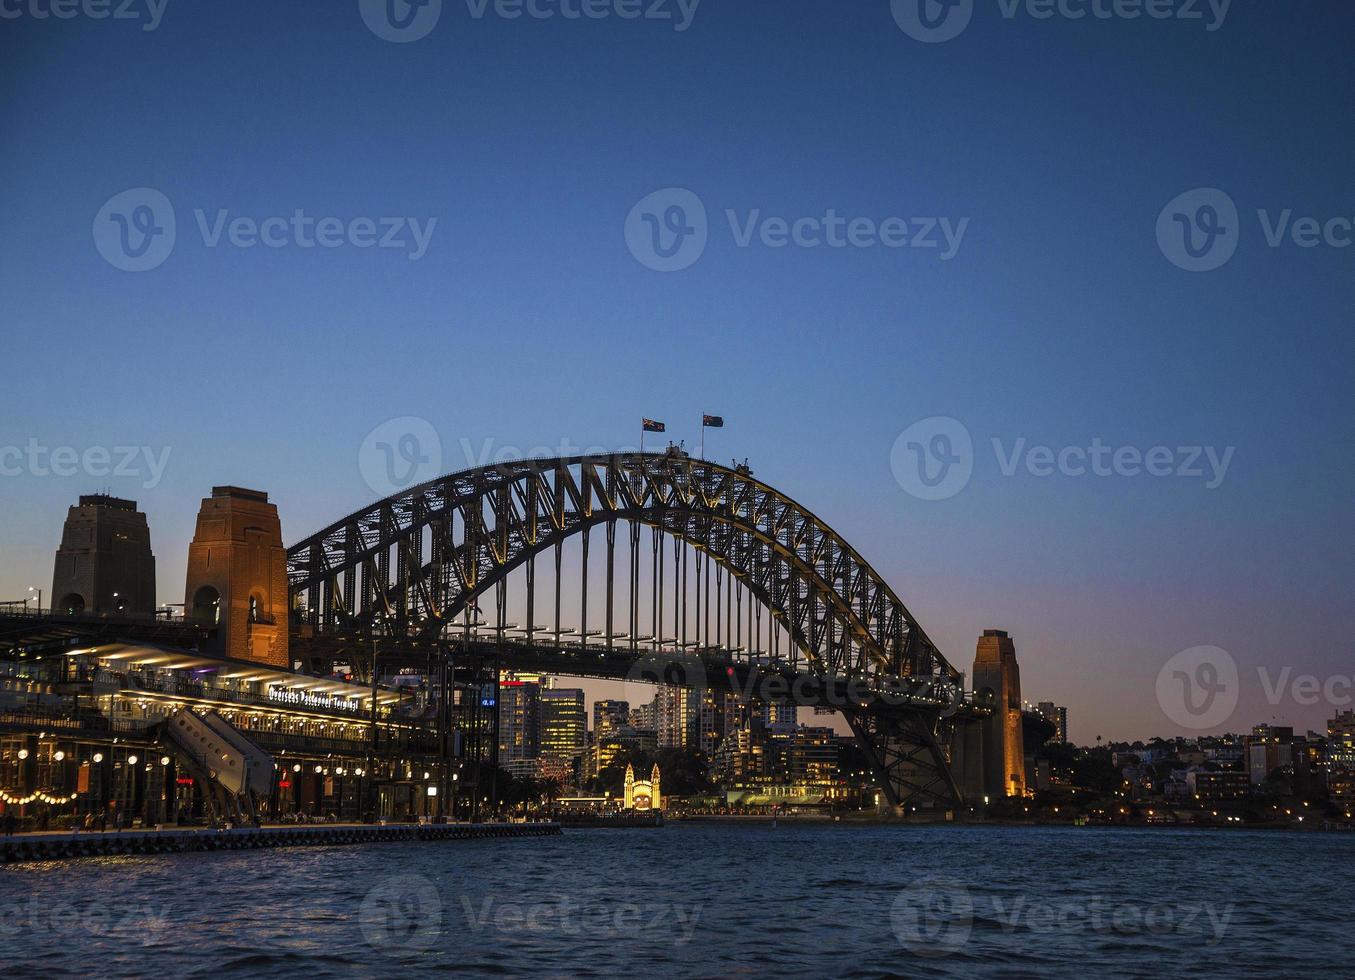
[27,587,40,613]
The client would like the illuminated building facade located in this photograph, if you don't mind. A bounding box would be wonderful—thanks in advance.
[593,699,630,738]
[1246,725,1294,785]
[0,646,440,830]
[1328,711,1355,806]
[974,629,1027,798]
[498,679,541,764]
[656,685,732,756]
[587,724,656,782]
[183,487,289,668]
[1037,701,1068,744]
[622,762,661,811]
[539,688,586,785]
[1185,768,1250,801]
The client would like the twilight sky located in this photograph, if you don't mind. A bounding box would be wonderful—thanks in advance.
[1,0,1351,744]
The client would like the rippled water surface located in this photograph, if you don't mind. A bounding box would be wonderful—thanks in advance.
[2,823,1349,977]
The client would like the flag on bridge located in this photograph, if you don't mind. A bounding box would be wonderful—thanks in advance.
[643,419,666,433]
[699,414,724,460]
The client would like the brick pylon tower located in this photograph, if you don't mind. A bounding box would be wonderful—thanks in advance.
[971,629,1027,799]
[50,495,156,615]
[184,486,289,667]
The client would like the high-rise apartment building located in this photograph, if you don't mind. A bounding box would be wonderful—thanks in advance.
[498,679,541,763]
[540,688,587,765]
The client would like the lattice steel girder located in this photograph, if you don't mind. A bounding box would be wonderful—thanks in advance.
[286,453,956,685]
[845,708,963,810]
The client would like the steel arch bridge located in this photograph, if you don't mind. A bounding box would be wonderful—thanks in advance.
[286,450,977,808]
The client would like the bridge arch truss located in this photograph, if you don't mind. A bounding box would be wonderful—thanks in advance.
[286,452,968,808]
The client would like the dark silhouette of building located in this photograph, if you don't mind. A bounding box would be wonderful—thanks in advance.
[50,495,156,615]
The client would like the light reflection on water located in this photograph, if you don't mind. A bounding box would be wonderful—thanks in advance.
[1,823,1350,977]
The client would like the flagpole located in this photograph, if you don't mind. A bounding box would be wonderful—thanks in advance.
[699,416,704,461]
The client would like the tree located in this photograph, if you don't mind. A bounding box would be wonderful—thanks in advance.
[1071,747,1121,794]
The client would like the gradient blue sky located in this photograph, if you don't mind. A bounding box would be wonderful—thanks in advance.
[2,1,1352,743]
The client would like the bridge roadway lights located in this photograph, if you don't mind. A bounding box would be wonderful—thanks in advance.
[0,823,563,864]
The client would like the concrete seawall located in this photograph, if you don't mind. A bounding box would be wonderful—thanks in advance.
[0,822,561,864]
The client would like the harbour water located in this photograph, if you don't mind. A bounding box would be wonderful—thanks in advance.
[2,823,1349,977]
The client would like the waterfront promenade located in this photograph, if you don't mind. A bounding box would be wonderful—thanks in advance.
[0,821,561,863]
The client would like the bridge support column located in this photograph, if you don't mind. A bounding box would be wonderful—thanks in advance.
[184,486,289,667]
[846,709,962,812]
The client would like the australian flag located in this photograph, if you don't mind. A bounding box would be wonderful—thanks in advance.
[643,418,666,433]
[703,414,724,428]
